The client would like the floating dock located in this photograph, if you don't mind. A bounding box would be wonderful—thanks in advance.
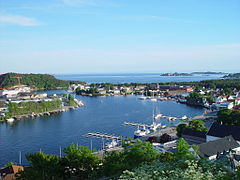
[86,132,123,140]
[123,122,152,128]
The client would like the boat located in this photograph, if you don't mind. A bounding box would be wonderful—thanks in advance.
[154,114,162,119]
[181,115,188,120]
[105,140,119,149]
[138,96,147,100]
[134,126,150,138]
[153,107,162,119]
[134,110,162,138]
[150,98,157,102]
[6,118,14,122]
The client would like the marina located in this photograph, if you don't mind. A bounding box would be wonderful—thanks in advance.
[0,91,205,166]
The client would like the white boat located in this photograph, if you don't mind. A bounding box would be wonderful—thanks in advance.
[150,122,161,132]
[105,140,118,149]
[134,126,150,138]
[153,107,162,119]
[150,98,157,102]
[181,115,188,120]
[6,118,14,122]
[138,96,147,100]
[154,113,162,119]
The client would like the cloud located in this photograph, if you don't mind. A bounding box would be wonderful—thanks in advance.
[0,14,41,26]
[62,0,119,7]
[62,0,97,6]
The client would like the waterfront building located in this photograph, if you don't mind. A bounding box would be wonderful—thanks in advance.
[0,86,31,98]
[198,136,240,160]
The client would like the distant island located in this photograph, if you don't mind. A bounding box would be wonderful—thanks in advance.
[161,72,227,77]
[223,73,240,79]
[161,73,192,77]
[0,73,85,90]
[191,71,227,75]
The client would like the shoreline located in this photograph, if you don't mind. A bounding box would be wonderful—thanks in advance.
[1,105,83,122]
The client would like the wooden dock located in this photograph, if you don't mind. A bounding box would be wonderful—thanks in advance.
[86,132,123,140]
[123,122,152,128]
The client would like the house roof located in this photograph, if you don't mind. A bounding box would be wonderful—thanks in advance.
[207,123,240,141]
[182,128,206,138]
[0,165,24,175]
[198,136,240,157]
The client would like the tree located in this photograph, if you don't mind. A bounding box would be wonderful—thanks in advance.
[217,109,232,125]
[19,152,63,180]
[230,110,240,126]
[237,167,240,180]
[188,120,208,132]
[4,161,16,167]
[61,143,101,179]
[175,138,192,159]
[159,151,175,162]
[102,139,158,177]
[102,151,126,177]
[176,123,187,137]
[123,139,158,168]
[221,88,232,96]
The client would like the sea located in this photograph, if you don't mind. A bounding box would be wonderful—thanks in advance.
[0,73,223,166]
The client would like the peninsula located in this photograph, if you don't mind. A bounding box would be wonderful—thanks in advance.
[0,72,85,90]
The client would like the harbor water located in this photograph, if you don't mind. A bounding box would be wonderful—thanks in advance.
[0,94,204,166]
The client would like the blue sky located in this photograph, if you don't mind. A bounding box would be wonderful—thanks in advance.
[0,0,240,74]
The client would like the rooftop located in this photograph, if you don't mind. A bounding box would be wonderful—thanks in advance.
[207,123,240,141]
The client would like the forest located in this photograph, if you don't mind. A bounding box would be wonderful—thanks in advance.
[0,73,84,89]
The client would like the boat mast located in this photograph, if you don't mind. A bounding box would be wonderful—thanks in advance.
[19,151,22,165]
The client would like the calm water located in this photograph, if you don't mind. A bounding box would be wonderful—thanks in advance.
[55,73,223,84]
[0,93,204,166]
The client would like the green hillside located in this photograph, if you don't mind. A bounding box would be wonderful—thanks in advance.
[0,73,84,90]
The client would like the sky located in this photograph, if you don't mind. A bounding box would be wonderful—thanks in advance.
[0,0,240,74]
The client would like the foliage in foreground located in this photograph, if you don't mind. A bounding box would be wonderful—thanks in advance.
[119,158,234,180]
[16,138,237,180]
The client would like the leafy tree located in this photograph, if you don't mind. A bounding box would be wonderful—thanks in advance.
[61,143,101,179]
[175,138,192,159]
[186,92,204,105]
[19,152,63,180]
[229,110,240,126]
[221,88,232,96]
[159,151,175,162]
[188,120,208,132]
[123,139,158,168]
[237,167,240,180]
[102,139,158,177]
[102,151,126,177]
[217,109,233,125]
[176,123,187,137]
[4,161,16,167]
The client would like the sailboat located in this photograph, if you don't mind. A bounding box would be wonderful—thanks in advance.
[134,110,162,138]
[153,107,162,120]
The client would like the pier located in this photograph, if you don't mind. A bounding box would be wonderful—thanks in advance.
[123,122,152,128]
[86,132,123,140]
